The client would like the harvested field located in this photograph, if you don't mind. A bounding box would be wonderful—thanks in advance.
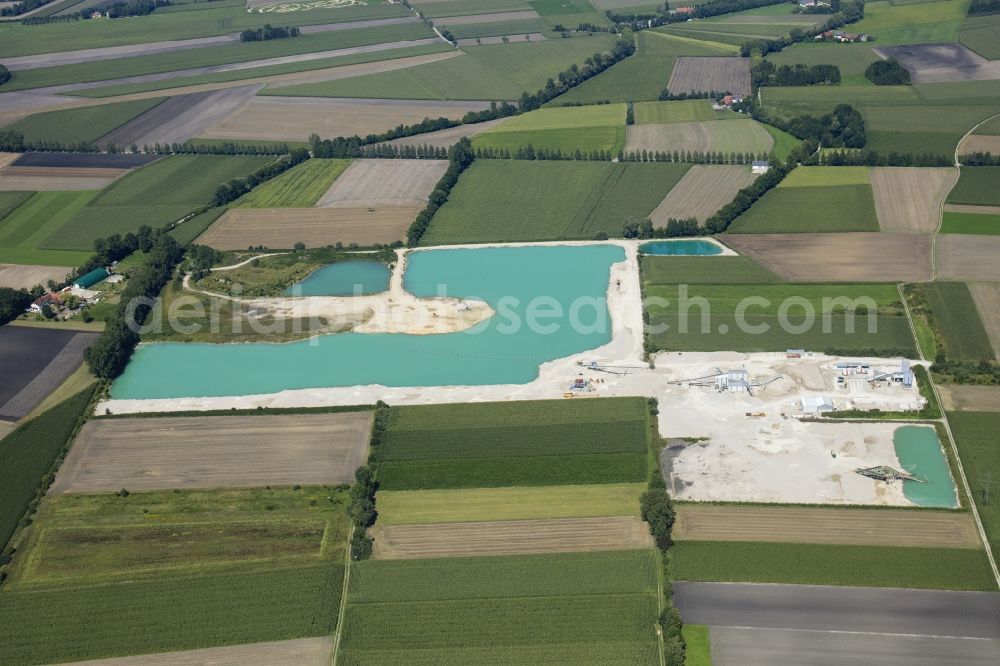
[196,206,416,249]
[870,166,958,233]
[936,234,1000,282]
[11,152,159,168]
[945,204,1000,215]
[317,158,447,206]
[875,44,1000,83]
[0,166,125,191]
[968,282,1000,359]
[648,165,757,225]
[0,327,96,421]
[199,97,492,143]
[960,134,1000,155]
[938,385,1000,412]
[723,232,933,282]
[55,637,334,666]
[371,516,652,559]
[0,152,20,168]
[97,86,261,148]
[0,263,72,289]
[666,56,750,96]
[624,120,772,155]
[387,117,513,147]
[436,10,539,24]
[673,505,981,549]
[49,412,373,494]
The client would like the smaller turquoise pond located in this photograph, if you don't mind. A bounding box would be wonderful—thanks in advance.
[285,261,390,296]
[639,240,722,256]
[893,425,957,508]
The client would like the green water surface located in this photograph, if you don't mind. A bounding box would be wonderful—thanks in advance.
[893,425,958,508]
[285,261,390,296]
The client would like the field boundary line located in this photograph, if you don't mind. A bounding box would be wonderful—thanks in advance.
[930,383,1000,590]
[898,283,925,362]
[331,525,354,666]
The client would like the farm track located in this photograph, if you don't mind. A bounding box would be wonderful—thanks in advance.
[52,637,334,666]
[666,56,750,96]
[49,412,374,494]
[196,206,418,250]
[967,283,1000,360]
[199,97,492,143]
[936,235,1000,282]
[648,165,756,224]
[938,384,1000,412]
[372,516,653,559]
[673,505,982,549]
[870,167,959,233]
[723,232,933,282]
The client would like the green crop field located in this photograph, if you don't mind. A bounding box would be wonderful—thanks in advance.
[42,155,274,251]
[973,114,1000,136]
[340,550,659,665]
[445,18,546,40]
[634,99,719,124]
[473,104,626,154]
[376,483,645,524]
[922,282,994,361]
[766,43,882,85]
[0,191,99,266]
[763,123,801,161]
[421,160,691,243]
[2,98,164,146]
[673,540,997,591]
[781,166,870,187]
[727,185,879,233]
[947,168,1000,207]
[169,207,228,245]
[555,30,736,104]
[234,159,350,208]
[375,398,649,489]
[0,386,93,550]
[641,255,781,285]
[863,105,998,156]
[849,0,970,44]
[949,411,1000,560]
[960,13,1000,59]
[0,2,409,57]
[412,0,532,18]
[940,210,1000,235]
[264,36,616,100]
[529,0,611,30]
[0,192,33,223]
[644,283,917,355]
[0,486,350,664]
[75,43,453,98]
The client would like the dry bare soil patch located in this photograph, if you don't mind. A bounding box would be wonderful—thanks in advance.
[317,158,447,206]
[625,120,772,155]
[372,516,652,559]
[936,234,1000,282]
[724,232,933,282]
[200,97,492,143]
[960,134,1000,155]
[0,166,125,191]
[938,385,1000,412]
[649,165,757,225]
[49,412,373,493]
[0,263,72,289]
[875,44,1000,83]
[56,638,334,666]
[666,56,750,96]
[968,282,1000,359]
[674,505,981,548]
[870,166,958,233]
[196,206,416,249]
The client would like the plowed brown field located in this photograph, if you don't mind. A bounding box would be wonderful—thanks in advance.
[674,505,981,548]
[371,516,653,559]
[649,165,756,225]
[870,167,958,233]
[936,235,1000,281]
[939,384,1000,412]
[317,158,447,206]
[667,57,750,96]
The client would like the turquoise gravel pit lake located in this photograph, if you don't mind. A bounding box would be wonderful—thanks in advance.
[639,240,722,256]
[893,425,958,508]
[111,244,625,399]
[285,261,390,296]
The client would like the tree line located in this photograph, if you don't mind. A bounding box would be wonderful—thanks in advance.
[969,0,1000,15]
[0,65,9,87]
[240,24,300,42]
[406,138,474,246]
[657,89,732,101]
[348,402,390,560]
[865,58,911,85]
[753,61,841,87]
[0,0,52,16]
[20,0,170,23]
[705,159,794,233]
[517,36,635,111]
[739,0,865,56]
[211,147,309,206]
[748,102,866,148]
[819,149,950,167]
[959,152,1000,166]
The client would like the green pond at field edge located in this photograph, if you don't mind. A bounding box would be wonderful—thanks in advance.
[894,425,958,509]
[111,245,625,399]
[285,261,390,296]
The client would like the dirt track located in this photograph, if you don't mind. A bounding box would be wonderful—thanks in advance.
[199,97,492,143]
[939,384,1000,412]
[58,637,334,666]
[870,167,958,233]
[196,206,417,249]
[724,232,933,282]
[667,57,750,96]
[936,235,1000,282]
[371,516,653,559]
[968,283,1000,359]
[98,86,260,148]
[649,165,756,225]
[674,505,981,548]
[317,158,448,206]
[49,412,373,494]
[0,166,126,191]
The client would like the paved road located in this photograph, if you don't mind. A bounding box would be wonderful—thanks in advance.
[674,582,1000,638]
[2,16,422,70]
